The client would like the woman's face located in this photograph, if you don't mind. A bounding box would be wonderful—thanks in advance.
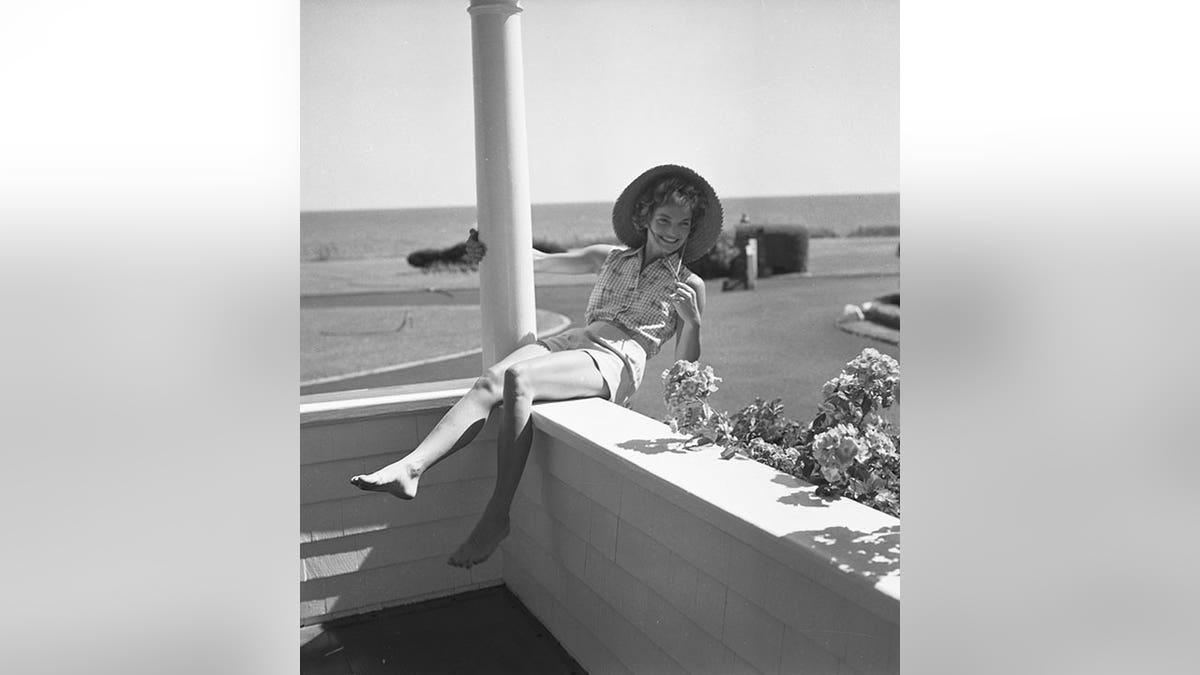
[644,203,692,258]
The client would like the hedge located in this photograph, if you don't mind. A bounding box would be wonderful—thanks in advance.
[686,224,812,279]
[847,223,900,237]
[735,224,809,275]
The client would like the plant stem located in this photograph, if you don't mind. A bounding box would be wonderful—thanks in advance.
[858,393,873,432]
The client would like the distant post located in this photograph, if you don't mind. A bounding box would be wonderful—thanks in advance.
[468,0,537,367]
[745,237,758,290]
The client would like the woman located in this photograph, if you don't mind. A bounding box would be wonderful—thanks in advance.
[350,164,723,567]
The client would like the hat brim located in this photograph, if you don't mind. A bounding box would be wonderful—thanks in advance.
[611,164,723,264]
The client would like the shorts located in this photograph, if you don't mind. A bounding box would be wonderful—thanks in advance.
[536,321,647,406]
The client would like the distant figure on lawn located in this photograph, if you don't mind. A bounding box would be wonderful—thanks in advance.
[350,165,724,568]
[723,214,755,292]
[723,251,749,291]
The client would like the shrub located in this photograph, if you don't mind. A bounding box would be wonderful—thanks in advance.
[407,241,479,272]
[736,224,809,275]
[862,302,900,329]
[847,223,900,237]
[874,292,899,307]
[806,227,840,239]
[860,293,900,328]
[662,348,900,517]
[688,224,816,279]
[686,230,740,280]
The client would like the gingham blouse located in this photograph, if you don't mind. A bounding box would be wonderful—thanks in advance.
[584,246,687,359]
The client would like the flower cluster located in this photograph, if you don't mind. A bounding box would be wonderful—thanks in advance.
[816,348,899,431]
[810,424,869,482]
[662,360,723,437]
[661,348,901,517]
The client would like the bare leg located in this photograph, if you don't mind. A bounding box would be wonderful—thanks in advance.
[449,350,607,567]
[350,343,551,499]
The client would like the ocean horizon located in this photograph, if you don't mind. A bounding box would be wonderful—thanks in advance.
[302,192,899,262]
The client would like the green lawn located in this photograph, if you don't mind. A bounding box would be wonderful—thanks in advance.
[301,306,564,381]
[629,274,900,429]
[300,237,901,429]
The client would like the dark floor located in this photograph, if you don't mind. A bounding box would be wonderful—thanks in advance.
[301,585,587,675]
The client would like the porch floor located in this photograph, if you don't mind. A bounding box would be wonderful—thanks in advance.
[301,585,587,674]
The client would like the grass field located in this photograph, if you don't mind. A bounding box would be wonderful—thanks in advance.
[630,274,900,428]
[300,236,900,429]
[301,306,564,381]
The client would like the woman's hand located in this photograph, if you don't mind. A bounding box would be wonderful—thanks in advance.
[463,228,487,266]
[669,281,701,326]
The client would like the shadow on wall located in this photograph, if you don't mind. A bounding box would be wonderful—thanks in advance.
[617,438,849,512]
[615,437,693,455]
[789,524,900,581]
[771,473,832,508]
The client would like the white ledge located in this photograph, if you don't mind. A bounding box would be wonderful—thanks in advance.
[531,398,900,622]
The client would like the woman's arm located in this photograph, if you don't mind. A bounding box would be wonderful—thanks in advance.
[463,229,616,275]
[533,244,619,275]
[672,273,706,362]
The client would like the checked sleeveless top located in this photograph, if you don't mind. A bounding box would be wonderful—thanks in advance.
[584,247,686,359]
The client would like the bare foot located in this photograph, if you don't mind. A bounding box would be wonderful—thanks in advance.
[447,511,511,568]
[349,461,422,500]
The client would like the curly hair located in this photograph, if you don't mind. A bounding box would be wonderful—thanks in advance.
[630,176,709,233]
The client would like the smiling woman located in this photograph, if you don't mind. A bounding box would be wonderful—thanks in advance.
[349,164,726,569]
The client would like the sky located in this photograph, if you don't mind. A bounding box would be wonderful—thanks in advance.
[302,0,898,211]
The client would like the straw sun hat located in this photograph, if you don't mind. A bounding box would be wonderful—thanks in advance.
[611,164,723,263]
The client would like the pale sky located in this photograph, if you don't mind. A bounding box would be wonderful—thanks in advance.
[302,0,898,211]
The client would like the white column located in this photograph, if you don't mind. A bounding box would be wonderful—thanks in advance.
[468,0,536,368]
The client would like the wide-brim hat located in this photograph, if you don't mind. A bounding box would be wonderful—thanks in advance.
[611,164,723,263]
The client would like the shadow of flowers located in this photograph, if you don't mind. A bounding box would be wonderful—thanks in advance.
[788,524,900,581]
[771,474,830,508]
[615,437,692,455]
